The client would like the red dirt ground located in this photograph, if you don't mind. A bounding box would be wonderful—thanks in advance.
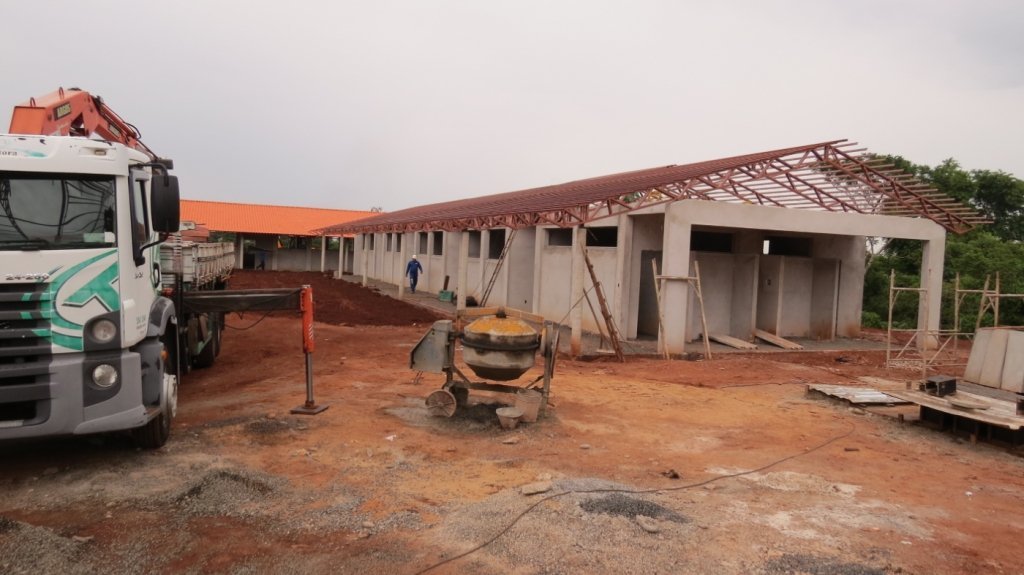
[1,272,1022,574]
[227,270,445,326]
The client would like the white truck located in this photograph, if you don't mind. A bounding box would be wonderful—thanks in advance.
[0,88,231,447]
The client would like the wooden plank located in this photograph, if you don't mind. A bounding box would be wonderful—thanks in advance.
[708,334,757,350]
[887,389,1023,431]
[754,329,804,350]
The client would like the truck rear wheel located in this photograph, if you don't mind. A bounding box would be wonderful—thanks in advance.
[133,339,177,449]
[193,317,220,369]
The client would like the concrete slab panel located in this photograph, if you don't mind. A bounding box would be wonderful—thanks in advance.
[1000,330,1024,393]
[978,328,1009,388]
[963,329,989,384]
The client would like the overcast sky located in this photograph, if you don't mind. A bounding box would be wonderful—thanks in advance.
[3,1,1022,211]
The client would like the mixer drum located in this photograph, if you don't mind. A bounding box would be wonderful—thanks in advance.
[462,314,540,381]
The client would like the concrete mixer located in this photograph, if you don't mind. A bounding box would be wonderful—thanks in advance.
[410,308,559,418]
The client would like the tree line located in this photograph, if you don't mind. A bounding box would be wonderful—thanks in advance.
[862,156,1024,331]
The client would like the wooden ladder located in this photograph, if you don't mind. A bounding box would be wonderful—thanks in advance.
[582,248,625,362]
[479,229,517,307]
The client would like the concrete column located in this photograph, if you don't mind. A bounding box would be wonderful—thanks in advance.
[319,235,327,272]
[361,234,369,287]
[532,228,545,315]
[570,226,585,356]
[457,232,470,311]
[236,234,245,269]
[661,204,693,356]
[437,232,449,293]
[919,235,946,350]
[613,215,632,338]
[479,231,490,302]
[272,237,279,271]
[397,236,405,296]
[342,235,350,278]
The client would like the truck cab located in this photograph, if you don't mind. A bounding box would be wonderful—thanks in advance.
[0,134,181,447]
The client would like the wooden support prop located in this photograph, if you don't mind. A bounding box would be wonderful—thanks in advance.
[692,261,712,360]
[754,329,803,350]
[709,334,757,350]
[652,259,670,360]
[653,260,712,360]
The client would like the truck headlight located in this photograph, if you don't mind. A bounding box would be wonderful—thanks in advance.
[90,319,118,344]
[92,364,119,388]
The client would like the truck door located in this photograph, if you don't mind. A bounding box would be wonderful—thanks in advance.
[125,169,159,345]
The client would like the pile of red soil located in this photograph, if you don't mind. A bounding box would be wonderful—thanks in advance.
[226,270,445,326]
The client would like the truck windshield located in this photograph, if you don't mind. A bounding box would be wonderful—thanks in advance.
[0,173,116,250]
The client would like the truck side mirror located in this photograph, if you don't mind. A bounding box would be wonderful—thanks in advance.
[151,174,181,233]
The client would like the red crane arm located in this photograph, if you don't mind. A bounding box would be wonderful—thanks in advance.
[9,87,158,160]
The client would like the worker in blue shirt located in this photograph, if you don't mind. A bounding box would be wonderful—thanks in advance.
[406,255,424,293]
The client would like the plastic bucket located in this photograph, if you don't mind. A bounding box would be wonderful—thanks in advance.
[495,406,523,430]
[515,389,542,423]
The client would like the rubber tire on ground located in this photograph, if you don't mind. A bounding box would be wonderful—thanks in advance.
[193,320,219,369]
[132,340,175,449]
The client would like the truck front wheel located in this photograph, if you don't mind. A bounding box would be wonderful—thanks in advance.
[133,339,178,449]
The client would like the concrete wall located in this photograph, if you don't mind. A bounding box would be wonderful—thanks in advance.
[757,255,782,334]
[755,254,836,339]
[506,228,536,311]
[276,247,311,272]
[778,256,813,337]
[584,246,618,333]
[811,259,840,339]
[535,229,574,322]
[813,235,865,337]
[687,252,734,337]
[444,231,462,295]
[424,231,448,293]
[346,198,945,353]
[730,254,759,339]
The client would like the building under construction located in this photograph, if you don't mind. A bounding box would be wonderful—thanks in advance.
[321,140,986,355]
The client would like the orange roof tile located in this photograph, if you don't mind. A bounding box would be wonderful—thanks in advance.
[180,200,375,236]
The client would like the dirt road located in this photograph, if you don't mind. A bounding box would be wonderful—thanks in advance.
[1,272,1022,574]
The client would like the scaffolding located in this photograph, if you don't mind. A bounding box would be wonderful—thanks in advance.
[887,270,1024,379]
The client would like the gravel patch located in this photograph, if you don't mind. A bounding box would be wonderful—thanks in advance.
[0,517,93,575]
[433,477,703,574]
[580,492,690,523]
[762,553,885,575]
[173,469,284,517]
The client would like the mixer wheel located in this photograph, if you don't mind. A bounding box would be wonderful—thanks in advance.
[426,389,458,418]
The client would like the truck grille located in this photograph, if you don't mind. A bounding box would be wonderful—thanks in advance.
[0,283,52,422]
